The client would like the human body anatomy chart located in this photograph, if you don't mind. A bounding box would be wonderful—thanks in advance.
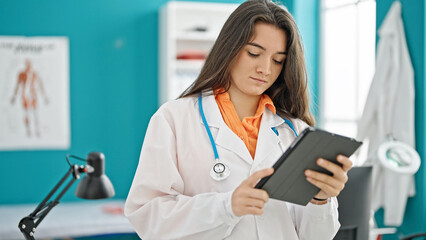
[0,36,69,150]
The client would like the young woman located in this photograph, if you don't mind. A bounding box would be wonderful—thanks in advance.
[125,0,352,239]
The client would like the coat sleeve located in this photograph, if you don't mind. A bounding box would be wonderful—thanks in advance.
[124,110,241,240]
[288,198,340,239]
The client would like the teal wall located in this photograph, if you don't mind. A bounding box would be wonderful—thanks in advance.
[0,0,165,204]
[293,0,320,119]
[375,0,426,238]
[0,0,244,205]
[280,0,320,118]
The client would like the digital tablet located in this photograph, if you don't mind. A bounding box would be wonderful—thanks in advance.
[255,127,362,206]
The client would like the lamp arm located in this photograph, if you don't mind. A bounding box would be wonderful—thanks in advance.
[18,164,84,240]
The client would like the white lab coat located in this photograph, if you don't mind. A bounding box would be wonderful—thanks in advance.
[357,1,415,226]
[125,92,340,240]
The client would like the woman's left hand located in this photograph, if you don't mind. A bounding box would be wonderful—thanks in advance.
[304,155,353,203]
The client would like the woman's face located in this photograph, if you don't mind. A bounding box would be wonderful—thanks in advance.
[229,22,287,99]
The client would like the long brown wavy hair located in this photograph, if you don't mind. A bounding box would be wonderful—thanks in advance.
[179,0,315,126]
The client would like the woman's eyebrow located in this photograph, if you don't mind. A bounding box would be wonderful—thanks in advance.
[247,42,287,55]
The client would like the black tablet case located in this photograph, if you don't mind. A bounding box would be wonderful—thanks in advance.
[255,127,362,206]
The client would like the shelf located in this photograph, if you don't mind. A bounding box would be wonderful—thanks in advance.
[159,1,239,104]
[176,32,218,42]
[176,59,205,71]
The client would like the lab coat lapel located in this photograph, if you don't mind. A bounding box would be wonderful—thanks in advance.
[200,93,253,164]
[216,121,254,164]
[253,109,283,168]
[200,92,221,128]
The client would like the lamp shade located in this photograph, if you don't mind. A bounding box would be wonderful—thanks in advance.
[75,152,115,199]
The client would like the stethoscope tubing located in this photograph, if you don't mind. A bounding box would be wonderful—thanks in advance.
[199,93,220,161]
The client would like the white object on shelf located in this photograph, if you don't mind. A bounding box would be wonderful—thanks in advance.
[158,1,239,104]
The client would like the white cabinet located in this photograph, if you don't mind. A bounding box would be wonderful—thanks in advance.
[158,1,239,104]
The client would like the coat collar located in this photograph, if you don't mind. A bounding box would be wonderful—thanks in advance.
[253,109,284,166]
[198,92,285,165]
[199,91,284,128]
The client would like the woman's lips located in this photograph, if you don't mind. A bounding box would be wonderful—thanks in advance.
[251,77,267,83]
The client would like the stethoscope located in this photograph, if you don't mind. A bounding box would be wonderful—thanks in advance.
[198,93,298,181]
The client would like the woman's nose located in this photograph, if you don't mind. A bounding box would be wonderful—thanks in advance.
[257,58,272,76]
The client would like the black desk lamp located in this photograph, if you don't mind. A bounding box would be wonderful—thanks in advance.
[18,152,115,240]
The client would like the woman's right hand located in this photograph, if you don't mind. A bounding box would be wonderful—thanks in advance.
[231,168,274,217]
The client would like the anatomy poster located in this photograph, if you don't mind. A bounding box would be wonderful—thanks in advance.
[0,36,70,150]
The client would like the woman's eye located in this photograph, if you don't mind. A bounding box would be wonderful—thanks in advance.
[274,59,284,64]
[248,51,259,57]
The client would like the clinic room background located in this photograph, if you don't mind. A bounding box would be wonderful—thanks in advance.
[0,0,425,239]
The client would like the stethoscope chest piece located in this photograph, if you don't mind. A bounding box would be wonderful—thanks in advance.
[210,162,230,181]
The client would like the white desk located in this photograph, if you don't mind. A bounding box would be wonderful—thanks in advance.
[0,200,135,240]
